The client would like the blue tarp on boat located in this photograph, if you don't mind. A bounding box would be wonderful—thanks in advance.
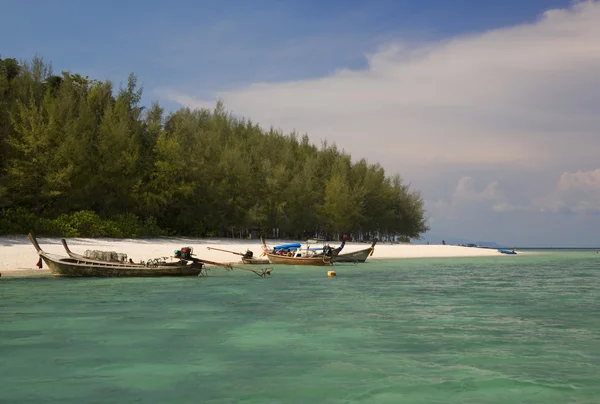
[273,243,301,252]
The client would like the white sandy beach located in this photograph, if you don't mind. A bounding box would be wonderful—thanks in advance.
[0,235,516,274]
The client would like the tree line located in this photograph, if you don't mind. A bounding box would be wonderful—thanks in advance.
[0,56,429,240]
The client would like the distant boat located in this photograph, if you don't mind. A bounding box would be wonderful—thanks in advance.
[498,248,517,255]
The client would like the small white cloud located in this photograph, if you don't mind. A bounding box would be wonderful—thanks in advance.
[426,176,517,219]
[534,168,600,214]
[453,177,505,202]
[426,199,456,220]
[557,168,600,191]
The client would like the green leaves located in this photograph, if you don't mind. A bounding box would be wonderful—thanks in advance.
[5,93,58,212]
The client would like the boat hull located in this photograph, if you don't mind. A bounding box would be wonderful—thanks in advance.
[333,240,377,263]
[28,234,203,277]
[333,248,372,263]
[41,254,203,277]
[266,253,331,266]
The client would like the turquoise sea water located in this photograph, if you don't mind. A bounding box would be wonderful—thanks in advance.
[1,250,599,403]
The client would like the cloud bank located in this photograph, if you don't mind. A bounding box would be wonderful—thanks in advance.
[161,1,600,245]
[164,0,600,169]
[534,169,600,214]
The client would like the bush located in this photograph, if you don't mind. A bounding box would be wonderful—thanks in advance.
[112,213,140,238]
[139,216,165,237]
[1,208,177,238]
[50,211,97,237]
[0,207,38,235]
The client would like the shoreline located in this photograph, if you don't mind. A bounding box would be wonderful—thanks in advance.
[1,269,52,277]
[0,235,521,274]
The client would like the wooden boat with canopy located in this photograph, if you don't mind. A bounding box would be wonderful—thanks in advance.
[208,242,310,265]
[260,237,332,266]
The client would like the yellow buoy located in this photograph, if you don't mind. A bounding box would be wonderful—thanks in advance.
[328,270,336,277]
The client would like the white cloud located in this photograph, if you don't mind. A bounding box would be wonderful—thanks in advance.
[426,176,522,220]
[535,168,600,214]
[163,0,600,176]
[422,173,600,245]
[433,170,600,218]
[426,199,457,221]
[557,169,600,191]
[453,177,504,203]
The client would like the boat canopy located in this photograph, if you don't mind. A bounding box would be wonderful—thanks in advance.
[273,242,301,252]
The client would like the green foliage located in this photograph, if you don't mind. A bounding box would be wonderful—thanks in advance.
[0,57,20,81]
[50,210,108,237]
[0,208,166,238]
[0,56,430,240]
[0,208,38,235]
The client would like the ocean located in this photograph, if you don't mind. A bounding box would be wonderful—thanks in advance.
[1,250,599,403]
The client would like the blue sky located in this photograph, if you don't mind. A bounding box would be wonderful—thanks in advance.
[2,0,599,247]
[2,0,569,105]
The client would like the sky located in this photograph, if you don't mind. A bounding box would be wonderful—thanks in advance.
[2,0,600,247]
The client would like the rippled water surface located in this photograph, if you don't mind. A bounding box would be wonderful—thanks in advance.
[1,251,599,403]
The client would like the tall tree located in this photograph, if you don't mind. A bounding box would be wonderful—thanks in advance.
[6,93,59,213]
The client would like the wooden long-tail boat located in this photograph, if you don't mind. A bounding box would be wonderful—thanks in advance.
[32,234,273,278]
[333,239,377,263]
[260,237,332,266]
[30,233,204,277]
[61,237,273,276]
[61,237,205,268]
